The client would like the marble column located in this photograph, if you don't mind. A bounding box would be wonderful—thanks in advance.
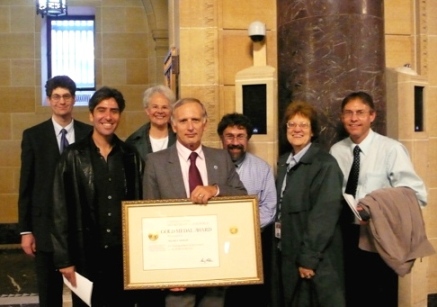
[277,0,386,151]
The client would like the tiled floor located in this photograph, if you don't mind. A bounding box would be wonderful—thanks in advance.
[0,294,39,306]
[0,243,72,307]
[0,291,72,307]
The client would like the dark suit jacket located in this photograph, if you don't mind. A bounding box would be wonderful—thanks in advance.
[143,144,247,199]
[18,119,92,252]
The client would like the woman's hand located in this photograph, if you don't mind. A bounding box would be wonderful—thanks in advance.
[298,266,315,279]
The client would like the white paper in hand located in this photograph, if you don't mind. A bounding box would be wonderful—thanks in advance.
[62,272,93,307]
[343,193,362,221]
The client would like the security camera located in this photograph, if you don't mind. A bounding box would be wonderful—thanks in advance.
[248,21,266,42]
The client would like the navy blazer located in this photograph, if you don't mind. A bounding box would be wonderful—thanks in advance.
[18,119,92,251]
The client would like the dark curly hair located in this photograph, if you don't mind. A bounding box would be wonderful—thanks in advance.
[217,113,254,139]
[45,75,76,97]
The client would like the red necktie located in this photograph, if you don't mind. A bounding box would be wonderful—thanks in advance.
[189,152,203,193]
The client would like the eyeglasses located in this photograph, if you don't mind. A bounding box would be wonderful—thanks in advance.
[286,122,310,130]
[51,94,73,102]
[223,134,247,142]
[342,110,370,119]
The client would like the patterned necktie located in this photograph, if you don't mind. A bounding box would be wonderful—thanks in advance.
[188,152,203,193]
[345,145,360,197]
[60,129,69,153]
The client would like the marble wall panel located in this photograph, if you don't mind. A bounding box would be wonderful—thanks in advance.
[277,0,386,151]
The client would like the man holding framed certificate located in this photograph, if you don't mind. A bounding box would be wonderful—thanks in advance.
[143,97,247,307]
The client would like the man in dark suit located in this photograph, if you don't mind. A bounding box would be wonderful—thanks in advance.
[18,75,92,307]
[143,97,247,307]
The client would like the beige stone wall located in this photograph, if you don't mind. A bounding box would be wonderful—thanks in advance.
[0,0,163,223]
[385,0,437,303]
[169,0,277,167]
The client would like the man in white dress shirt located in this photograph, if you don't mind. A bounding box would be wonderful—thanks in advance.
[330,91,427,307]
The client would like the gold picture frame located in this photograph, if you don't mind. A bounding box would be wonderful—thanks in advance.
[122,195,263,289]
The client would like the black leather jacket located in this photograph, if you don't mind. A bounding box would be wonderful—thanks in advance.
[51,133,143,277]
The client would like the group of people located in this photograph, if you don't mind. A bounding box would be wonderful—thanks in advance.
[18,75,427,307]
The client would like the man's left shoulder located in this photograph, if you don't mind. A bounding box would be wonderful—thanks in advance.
[245,152,270,166]
[372,132,405,150]
[73,120,93,136]
[74,119,92,128]
[202,145,227,155]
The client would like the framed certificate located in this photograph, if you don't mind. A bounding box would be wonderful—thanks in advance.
[122,195,263,289]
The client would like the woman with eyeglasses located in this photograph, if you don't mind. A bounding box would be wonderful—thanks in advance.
[271,100,345,307]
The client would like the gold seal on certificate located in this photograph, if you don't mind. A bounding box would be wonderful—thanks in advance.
[148,233,159,241]
[229,227,238,234]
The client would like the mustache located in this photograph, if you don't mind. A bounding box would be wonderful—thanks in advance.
[227,144,244,150]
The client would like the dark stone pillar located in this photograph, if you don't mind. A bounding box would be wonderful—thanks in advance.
[277,1,386,152]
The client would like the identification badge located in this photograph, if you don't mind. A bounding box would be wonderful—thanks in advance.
[275,221,281,239]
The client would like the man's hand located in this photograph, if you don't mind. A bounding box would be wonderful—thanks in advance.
[169,288,187,292]
[357,205,370,225]
[21,233,36,256]
[60,266,77,287]
[190,185,218,204]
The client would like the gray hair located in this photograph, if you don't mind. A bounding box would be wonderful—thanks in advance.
[171,98,208,124]
[142,85,176,108]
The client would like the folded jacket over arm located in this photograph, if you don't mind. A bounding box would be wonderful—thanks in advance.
[358,187,435,276]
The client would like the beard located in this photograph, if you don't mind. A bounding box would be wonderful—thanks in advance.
[227,144,245,162]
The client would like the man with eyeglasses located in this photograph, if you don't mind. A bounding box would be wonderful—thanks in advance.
[217,113,276,307]
[18,75,92,307]
[330,91,427,307]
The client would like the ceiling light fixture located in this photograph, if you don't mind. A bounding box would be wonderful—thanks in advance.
[36,0,67,18]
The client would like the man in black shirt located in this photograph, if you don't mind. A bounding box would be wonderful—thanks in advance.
[51,86,146,306]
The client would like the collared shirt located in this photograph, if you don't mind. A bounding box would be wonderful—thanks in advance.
[91,139,126,249]
[330,129,427,206]
[52,117,74,150]
[278,142,312,215]
[235,152,277,228]
[176,141,209,197]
